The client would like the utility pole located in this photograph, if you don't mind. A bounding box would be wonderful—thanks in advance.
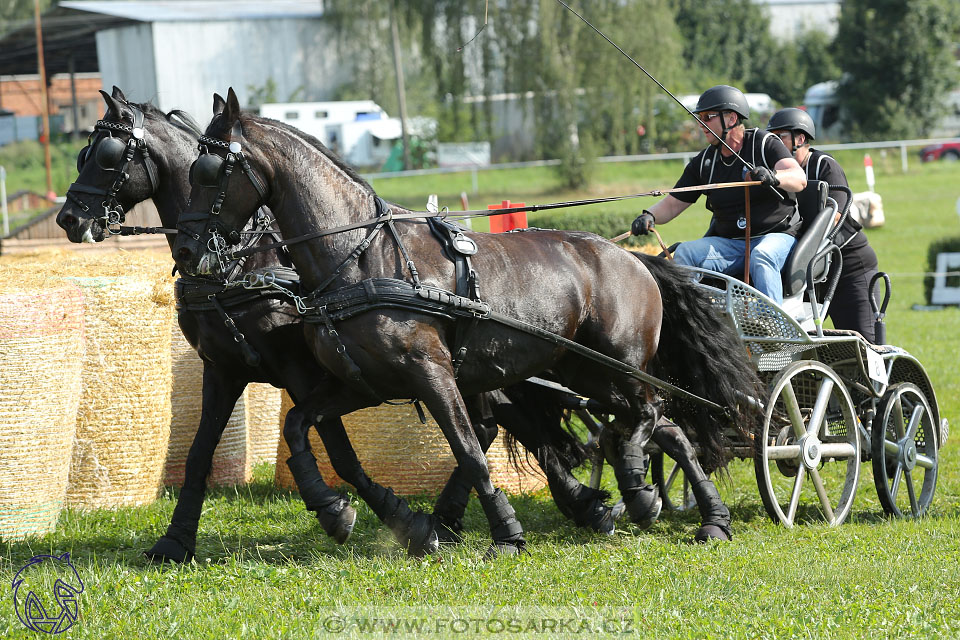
[389,2,412,171]
[34,0,55,199]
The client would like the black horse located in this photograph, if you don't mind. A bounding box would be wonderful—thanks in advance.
[173,89,762,556]
[56,89,622,560]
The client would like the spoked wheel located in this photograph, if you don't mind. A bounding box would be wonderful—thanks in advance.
[871,383,939,518]
[650,452,694,511]
[755,361,860,527]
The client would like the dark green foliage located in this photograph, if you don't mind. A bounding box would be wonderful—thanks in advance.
[529,208,654,249]
[924,236,960,304]
[835,0,960,140]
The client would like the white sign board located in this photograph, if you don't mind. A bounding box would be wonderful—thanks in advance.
[931,252,960,305]
[437,142,491,168]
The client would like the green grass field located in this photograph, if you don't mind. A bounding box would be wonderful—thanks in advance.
[2,154,958,639]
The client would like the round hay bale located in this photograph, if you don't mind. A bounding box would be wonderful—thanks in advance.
[165,328,251,487]
[0,281,85,540]
[63,274,174,508]
[275,391,546,496]
[245,383,282,466]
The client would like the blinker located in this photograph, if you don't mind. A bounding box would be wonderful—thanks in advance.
[76,135,128,173]
[191,153,224,188]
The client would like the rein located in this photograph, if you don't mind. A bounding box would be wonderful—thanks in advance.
[227,180,761,261]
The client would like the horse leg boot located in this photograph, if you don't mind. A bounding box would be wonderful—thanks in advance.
[651,423,732,542]
[318,417,438,557]
[146,367,245,564]
[601,424,661,530]
[283,406,356,544]
[539,448,618,534]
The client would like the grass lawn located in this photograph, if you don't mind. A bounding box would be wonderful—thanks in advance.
[2,153,958,639]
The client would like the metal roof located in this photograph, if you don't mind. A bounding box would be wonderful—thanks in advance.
[59,1,325,23]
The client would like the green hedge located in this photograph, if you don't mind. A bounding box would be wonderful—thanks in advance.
[528,208,654,249]
[924,236,960,304]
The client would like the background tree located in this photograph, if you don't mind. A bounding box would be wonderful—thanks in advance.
[835,0,960,140]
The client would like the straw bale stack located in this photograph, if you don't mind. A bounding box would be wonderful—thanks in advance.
[0,277,85,539]
[2,251,176,509]
[275,392,546,496]
[165,328,252,486]
[246,383,282,466]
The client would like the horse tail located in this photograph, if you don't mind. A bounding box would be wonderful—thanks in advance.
[494,383,610,502]
[634,253,763,472]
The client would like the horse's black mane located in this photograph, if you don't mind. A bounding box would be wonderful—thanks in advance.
[206,111,375,196]
[107,98,203,137]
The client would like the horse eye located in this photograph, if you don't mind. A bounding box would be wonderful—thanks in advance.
[95,136,127,170]
[191,153,223,187]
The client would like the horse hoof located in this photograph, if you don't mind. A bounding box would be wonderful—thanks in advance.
[435,522,464,545]
[592,506,617,535]
[404,514,439,558]
[626,489,662,530]
[144,536,195,564]
[611,500,627,522]
[483,541,525,560]
[694,524,731,543]
[318,501,357,545]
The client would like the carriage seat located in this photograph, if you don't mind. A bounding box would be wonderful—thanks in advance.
[780,180,836,299]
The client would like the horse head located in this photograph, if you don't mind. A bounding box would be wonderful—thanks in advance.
[57,86,199,244]
[174,88,274,277]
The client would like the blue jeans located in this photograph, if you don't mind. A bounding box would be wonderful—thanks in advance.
[673,233,797,304]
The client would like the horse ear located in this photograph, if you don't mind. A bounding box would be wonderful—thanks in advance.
[224,87,241,123]
[213,93,226,116]
[111,86,127,102]
[99,89,124,119]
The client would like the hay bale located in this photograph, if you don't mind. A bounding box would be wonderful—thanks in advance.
[246,383,282,466]
[274,391,545,496]
[0,281,85,539]
[1,251,177,508]
[165,328,252,487]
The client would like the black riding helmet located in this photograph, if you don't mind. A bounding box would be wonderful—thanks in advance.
[693,85,750,120]
[693,85,749,142]
[766,107,816,140]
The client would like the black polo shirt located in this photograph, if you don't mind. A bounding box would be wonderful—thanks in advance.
[673,128,800,238]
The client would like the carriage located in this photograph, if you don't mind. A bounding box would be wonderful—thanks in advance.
[616,183,947,527]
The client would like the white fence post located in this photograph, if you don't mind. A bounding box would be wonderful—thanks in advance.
[1,166,8,237]
[900,143,908,173]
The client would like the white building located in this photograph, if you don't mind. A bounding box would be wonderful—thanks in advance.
[756,0,842,41]
[57,1,346,122]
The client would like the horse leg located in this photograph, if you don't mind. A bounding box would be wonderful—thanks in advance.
[651,422,732,542]
[283,404,357,544]
[418,376,525,559]
[432,394,499,545]
[600,404,663,530]
[317,416,439,557]
[145,364,245,563]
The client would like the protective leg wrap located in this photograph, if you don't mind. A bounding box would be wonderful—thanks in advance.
[287,451,356,544]
[691,478,732,542]
[365,484,438,557]
[612,441,661,528]
[481,489,526,559]
[432,470,472,544]
[145,486,205,564]
[546,465,615,535]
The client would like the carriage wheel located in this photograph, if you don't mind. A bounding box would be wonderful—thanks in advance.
[754,361,860,527]
[650,452,694,511]
[871,383,939,518]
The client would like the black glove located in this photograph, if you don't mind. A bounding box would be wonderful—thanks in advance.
[631,211,656,236]
[750,166,780,187]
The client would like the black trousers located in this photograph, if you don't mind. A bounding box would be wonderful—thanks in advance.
[828,237,880,342]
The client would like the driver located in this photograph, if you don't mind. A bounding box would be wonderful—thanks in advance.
[631,85,806,304]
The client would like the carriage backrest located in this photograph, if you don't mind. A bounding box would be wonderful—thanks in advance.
[780,181,835,298]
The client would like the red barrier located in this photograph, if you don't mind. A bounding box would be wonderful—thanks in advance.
[487,200,528,233]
